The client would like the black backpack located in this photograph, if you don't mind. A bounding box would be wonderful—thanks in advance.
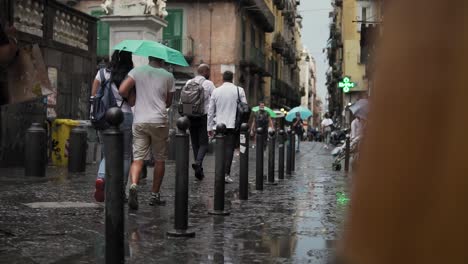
[235,86,251,131]
[178,78,206,117]
[90,69,118,130]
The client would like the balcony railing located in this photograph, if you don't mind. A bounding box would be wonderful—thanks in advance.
[8,0,97,53]
[241,43,266,72]
[250,46,266,70]
[162,37,194,62]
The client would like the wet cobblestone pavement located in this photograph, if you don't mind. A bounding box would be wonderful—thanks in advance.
[0,142,350,264]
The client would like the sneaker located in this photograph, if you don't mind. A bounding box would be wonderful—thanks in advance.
[192,164,205,181]
[225,175,234,184]
[94,178,105,202]
[149,192,166,206]
[128,184,139,210]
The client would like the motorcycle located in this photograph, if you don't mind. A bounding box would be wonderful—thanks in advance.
[330,128,349,146]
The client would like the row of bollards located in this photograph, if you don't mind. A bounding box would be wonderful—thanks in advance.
[25,123,88,178]
[23,112,303,263]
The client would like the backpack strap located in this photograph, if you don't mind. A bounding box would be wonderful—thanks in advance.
[100,68,125,108]
[237,86,241,103]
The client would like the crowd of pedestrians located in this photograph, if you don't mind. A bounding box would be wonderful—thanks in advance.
[92,52,251,209]
[90,52,350,211]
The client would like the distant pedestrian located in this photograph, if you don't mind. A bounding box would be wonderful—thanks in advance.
[119,56,175,210]
[181,64,215,181]
[307,125,316,141]
[250,102,273,150]
[207,71,247,184]
[92,50,134,203]
[292,112,304,152]
[321,113,334,148]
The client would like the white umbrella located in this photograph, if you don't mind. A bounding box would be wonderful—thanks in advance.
[349,99,369,119]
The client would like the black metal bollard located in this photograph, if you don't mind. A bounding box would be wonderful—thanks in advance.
[344,135,351,172]
[209,123,230,216]
[103,107,124,264]
[286,129,292,176]
[68,126,88,173]
[168,117,195,237]
[255,127,265,191]
[278,130,285,180]
[25,123,47,177]
[291,131,296,172]
[266,129,278,185]
[239,123,249,200]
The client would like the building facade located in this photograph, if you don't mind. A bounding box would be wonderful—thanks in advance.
[0,0,97,167]
[327,0,382,123]
[164,0,302,108]
[69,0,305,108]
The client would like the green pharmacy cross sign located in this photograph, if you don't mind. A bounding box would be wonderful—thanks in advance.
[338,77,356,93]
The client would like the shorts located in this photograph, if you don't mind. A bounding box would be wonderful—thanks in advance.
[133,123,169,161]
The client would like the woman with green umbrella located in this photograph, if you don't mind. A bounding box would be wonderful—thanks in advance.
[250,102,274,150]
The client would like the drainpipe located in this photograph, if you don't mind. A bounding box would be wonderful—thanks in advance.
[208,2,213,65]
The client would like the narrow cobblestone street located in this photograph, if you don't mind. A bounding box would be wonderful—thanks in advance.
[0,142,350,264]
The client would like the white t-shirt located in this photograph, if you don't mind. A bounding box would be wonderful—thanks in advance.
[207,82,247,131]
[321,118,333,127]
[95,69,132,113]
[350,118,364,140]
[185,75,216,114]
[128,65,175,124]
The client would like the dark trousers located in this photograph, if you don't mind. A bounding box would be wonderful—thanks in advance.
[224,129,238,176]
[188,115,209,167]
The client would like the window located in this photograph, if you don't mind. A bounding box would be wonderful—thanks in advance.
[163,9,184,51]
[362,7,367,22]
[91,10,109,57]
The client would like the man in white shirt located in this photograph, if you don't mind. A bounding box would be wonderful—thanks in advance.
[119,56,175,210]
[350,117,364,142]
[321,113,334,148]
[207,71,247,183]
[185,64,216,181]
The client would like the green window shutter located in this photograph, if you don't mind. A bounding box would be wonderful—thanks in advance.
[163,9,183,51]
[91,10,110,57]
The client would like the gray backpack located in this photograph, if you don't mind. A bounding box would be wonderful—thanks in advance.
[178,78,206,117]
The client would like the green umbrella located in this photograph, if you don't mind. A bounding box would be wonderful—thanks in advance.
[252,106,277,118]
[112,40,189,67]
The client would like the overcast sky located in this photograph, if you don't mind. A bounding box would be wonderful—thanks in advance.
[298,0,332,106]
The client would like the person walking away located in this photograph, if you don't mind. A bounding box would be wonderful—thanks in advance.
[321,113,333,149]
[250,102,273,150]
[350,116,365,142]
[207,71,247,184]
[292,112,304,152]
[92,50,134,202]
[181,64,215,181]
[119,56,175,210]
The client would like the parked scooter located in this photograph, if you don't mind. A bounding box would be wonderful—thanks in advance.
[330,128,349,146]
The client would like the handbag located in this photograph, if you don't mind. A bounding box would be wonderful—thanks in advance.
[235,86,250,131]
